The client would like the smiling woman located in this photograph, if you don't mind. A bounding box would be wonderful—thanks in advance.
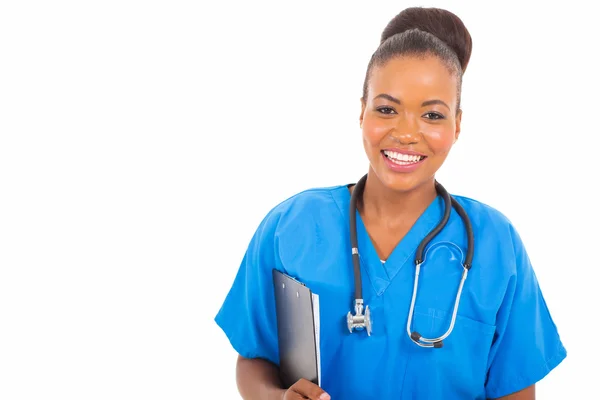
[214,6,566,400]
[361,56,461,194]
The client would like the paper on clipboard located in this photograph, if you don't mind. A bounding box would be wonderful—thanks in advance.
[311,291,321,386]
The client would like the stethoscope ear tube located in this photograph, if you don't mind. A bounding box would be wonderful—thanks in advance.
[347,175,371,335]
[406,261,470,348]
[415,181,452,264]
[349,174,367,301]
[451,196,474,269]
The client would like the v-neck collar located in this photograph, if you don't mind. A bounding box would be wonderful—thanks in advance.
[333,184,445,297]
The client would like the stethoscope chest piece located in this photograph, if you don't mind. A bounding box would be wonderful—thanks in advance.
[347,299,372,336]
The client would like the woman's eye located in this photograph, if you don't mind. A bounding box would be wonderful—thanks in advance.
[424,112,445,120]
[376,107,396,115]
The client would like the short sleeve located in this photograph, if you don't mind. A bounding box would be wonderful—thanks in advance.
[485,225,567,398]
[214,210,281,365]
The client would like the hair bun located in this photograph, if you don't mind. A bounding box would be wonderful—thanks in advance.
[380,7,472,72]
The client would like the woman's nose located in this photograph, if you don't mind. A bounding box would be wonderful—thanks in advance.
[390,116,421,144]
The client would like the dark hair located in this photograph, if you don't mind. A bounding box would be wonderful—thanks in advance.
[361,7,473,111]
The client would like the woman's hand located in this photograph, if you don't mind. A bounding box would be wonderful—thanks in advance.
[282,378,330,400]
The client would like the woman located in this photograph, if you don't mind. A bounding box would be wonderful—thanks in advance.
[214,6,566,399]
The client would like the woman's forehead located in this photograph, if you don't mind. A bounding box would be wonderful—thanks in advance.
[368,55,458,101]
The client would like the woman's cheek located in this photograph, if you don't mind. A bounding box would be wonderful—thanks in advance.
[423,127,456,154]
[362,118,392,146]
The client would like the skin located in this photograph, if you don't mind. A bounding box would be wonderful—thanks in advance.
[235,54,534,399]
[356,55,462,260]
[236,355,329,400]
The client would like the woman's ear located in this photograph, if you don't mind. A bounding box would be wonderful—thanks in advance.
[359,98,366,128]
[454,108,462,143]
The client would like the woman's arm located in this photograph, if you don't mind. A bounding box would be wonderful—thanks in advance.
[236,355,330,400]
[491,384,535,400]
[236,355,286,400]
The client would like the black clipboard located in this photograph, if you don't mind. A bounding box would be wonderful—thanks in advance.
[272,269,321,388]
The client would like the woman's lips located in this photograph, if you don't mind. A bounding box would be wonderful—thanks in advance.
[381,149,427,172]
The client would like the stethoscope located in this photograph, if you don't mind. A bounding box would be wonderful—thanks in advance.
[346,174,474,348]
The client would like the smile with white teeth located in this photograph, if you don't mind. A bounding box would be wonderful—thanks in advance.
[383,150,425,165]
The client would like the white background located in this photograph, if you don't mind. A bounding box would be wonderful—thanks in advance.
[1,0,598,398]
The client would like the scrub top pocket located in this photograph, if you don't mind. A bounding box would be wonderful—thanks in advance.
[400,306,496,399]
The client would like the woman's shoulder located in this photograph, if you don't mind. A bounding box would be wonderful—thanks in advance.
[451,194,512,225]
[450,193,524,248]
[263,183,349,220]
[256,183,350,234]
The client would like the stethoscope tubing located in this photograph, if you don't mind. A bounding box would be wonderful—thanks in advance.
[348,173,474,347]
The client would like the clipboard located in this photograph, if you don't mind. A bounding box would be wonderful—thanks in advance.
[272,269,321,388]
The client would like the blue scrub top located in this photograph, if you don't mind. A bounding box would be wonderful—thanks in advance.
[214,184,566,399]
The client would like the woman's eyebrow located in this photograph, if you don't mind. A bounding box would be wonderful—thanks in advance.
[374,93,401,104]
[422,99,450,109]
[374,94,450,110]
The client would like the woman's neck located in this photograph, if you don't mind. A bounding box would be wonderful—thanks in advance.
[359,169,437,226]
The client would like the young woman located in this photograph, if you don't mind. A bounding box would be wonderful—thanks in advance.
[215,7,566,399]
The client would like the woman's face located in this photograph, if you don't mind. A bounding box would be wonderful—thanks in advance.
[360,55,461,192]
